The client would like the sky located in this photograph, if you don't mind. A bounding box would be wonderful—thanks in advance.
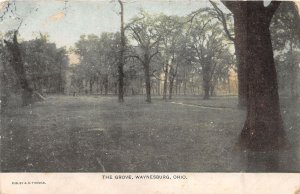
[0,0,216,48]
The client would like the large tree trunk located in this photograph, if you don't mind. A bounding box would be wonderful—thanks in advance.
[118,0,125,103]
[144,61,151,103]
[234,15,248,109]
[239,2,285,151]
[5,31,33,106]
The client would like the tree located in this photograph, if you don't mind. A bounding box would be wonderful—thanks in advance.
[99,32,120,95]
[117,0,125,102]
[222,1,285,150]
[270,1,300,99]
[21,34,68,94]
[188,15,231,100]
[128,12,162,103]
[156,15,186,100]
[0,34,18,110]
[75,34,102,94]
[74,33,119,95]
[4,31,34,106]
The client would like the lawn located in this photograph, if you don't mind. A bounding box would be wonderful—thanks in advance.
[1,95,299,172]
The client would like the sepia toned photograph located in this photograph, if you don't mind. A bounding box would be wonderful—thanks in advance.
[0,0,300,175]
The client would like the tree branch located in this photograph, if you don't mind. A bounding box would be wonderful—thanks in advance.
[149,49,159,60]
[126,54,144,64]
[129,26,145,48]
[151,70,163,81]
[209,0,235,42]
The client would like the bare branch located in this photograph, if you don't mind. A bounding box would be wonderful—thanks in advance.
[151,70,163,81]
[149,50,159,60]
[126,54,144,64]
[209,0,235,42]
[128,26,145,48]
[149,35,161,49]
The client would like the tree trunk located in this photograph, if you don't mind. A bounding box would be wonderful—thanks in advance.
[203,84,210,100]
[140,77,143,95]
[234,15,248,108]
[203,67,210,100]
[175,79,178,95]
[210,84,215,97]
[96,78,100,94]
[157,80,160,96]
[5,31,33,106]
[118,0,125,103]
[227,76,231,94]
[183,69,187,96]
[100,81,103,95]
[144,62,151,103]
[89,79,93,94]
[183,80,187,96]
[162,63,168,100]
[114,82,118,95]
[240,2,285,150]
[168,79,174,100]
[104,75,108,95]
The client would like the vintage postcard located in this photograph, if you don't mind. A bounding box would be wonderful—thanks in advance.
[0,0,300,193]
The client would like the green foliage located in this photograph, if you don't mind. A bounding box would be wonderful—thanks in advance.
[21,34,69,93]
[186,12,234,95]
[72,32,120,94]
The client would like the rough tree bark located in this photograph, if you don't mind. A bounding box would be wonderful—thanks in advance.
[222,1,285,150]
[232,11,249,108]
[4,31,33,106]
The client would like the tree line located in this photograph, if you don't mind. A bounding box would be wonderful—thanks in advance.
[70,9,234,103]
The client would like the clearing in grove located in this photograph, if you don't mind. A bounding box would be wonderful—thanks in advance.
[1,95,299,172]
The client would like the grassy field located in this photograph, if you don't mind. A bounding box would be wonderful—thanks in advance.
[1,95,299,172]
